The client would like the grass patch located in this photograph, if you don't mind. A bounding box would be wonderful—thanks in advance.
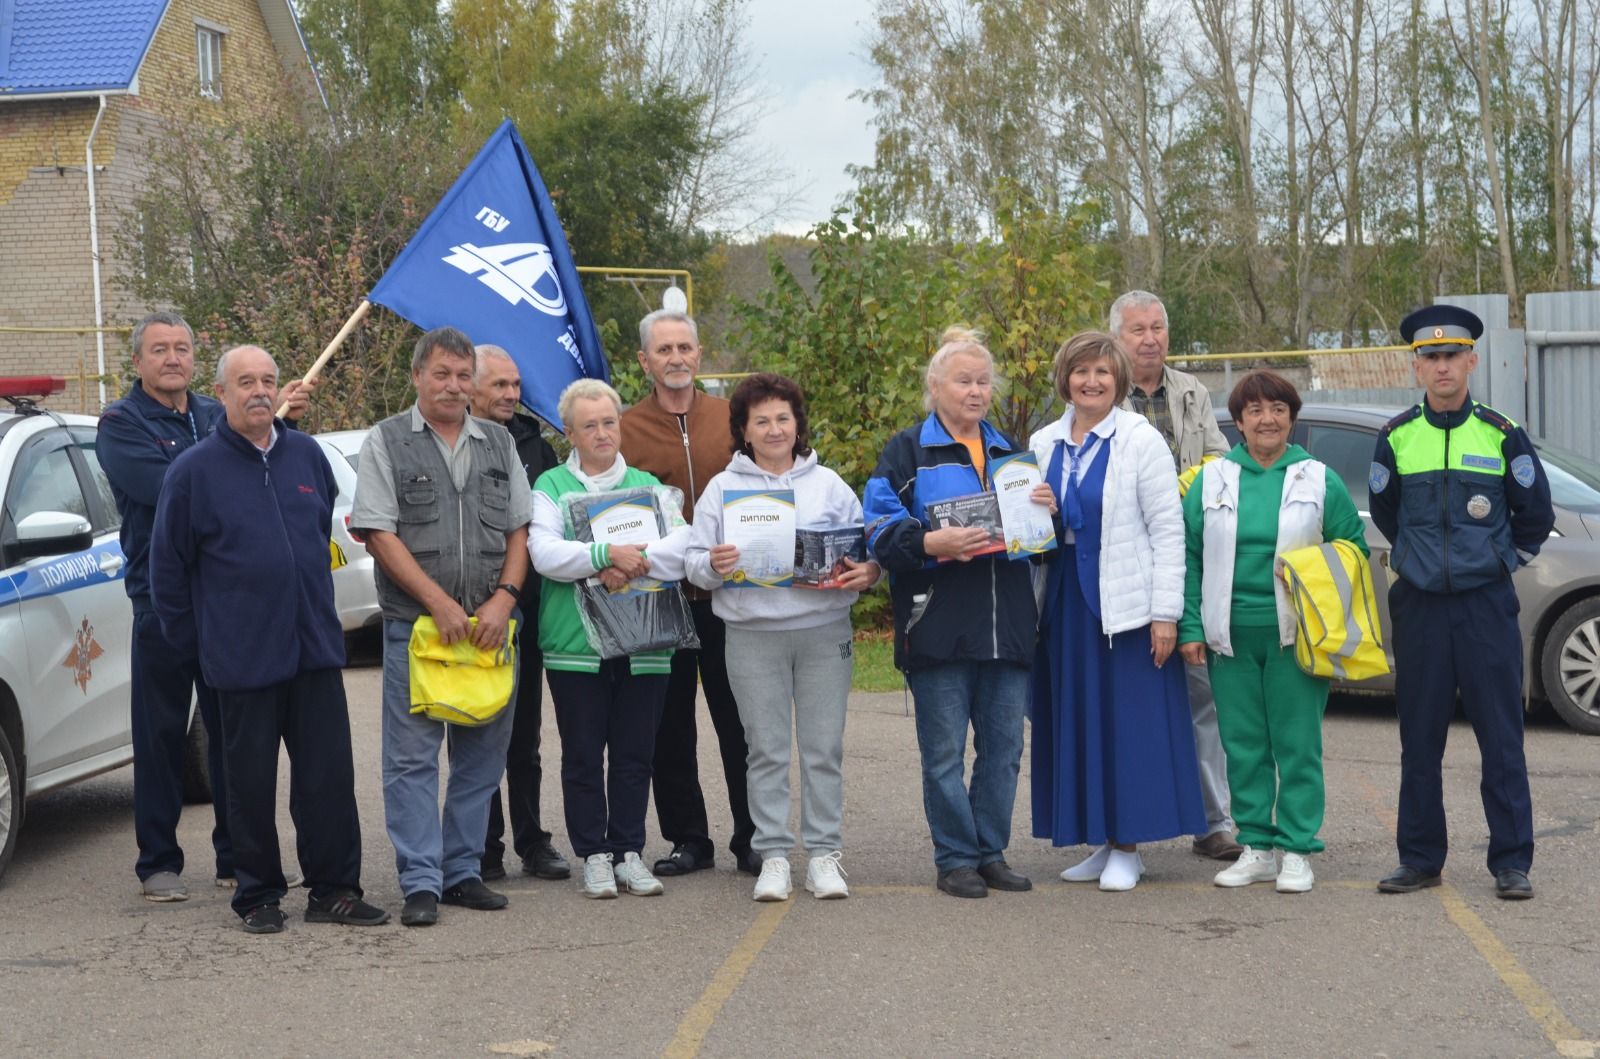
[852,631,905,692]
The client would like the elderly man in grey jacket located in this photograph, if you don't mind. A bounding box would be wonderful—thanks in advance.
[1111,289,1241,861]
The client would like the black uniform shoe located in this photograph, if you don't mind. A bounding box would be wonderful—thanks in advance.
[441,878,509,910]
[737,850,763,877]
[480,860,507,882]
[653,843,715,876]
[1494,870,1534,900]
[936,867,989,899]
[523,841,571,880]
[977,860,1033,892]
[241,904,287,934]
[401,891,439,927]
[1377,865,1443,893]
[305,889,392,926]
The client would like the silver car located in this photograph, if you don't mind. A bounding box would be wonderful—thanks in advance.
[1215,404,1600,735]
[312,431,379,633]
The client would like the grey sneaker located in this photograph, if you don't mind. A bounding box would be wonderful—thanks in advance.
[582,853,617,899]
[142,871,189,902]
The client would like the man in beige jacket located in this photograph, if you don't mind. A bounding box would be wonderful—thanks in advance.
[1112,290,1240,860]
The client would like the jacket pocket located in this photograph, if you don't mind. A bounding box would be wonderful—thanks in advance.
[478,471,511,532]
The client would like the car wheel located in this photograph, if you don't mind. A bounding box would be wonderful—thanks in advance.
[181,709,213,805]
[0,723,21,882]
[1541,597,1600,736]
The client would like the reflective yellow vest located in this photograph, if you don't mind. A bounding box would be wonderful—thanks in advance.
[1278,540,1391,682]
[408,616,518,726]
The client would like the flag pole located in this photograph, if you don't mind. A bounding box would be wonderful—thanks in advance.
[276,299,372,416]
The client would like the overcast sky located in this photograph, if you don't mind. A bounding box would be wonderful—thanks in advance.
[739,0,878,235]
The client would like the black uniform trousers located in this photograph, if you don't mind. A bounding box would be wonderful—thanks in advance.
[1392,576,1534,875]
[484,644,553,868]
[130,610,231,881]
[651,600,755,862]
[215,668,363,917]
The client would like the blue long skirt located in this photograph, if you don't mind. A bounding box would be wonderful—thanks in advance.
[1030,547,1207,847]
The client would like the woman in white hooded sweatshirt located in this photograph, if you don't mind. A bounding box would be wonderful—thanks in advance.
[686,373,880,902]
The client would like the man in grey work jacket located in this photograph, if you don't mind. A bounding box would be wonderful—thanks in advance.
[1111,289,1241,861]
[351,326,531,928]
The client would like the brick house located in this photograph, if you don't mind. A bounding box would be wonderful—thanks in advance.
[0,0,323,410]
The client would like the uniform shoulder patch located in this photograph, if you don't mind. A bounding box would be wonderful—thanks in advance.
[1369,461,1391,494]
[1472,404,1515,432]
[1511,453,1537,488]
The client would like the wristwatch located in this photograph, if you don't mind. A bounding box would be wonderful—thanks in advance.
[494,582,522,602]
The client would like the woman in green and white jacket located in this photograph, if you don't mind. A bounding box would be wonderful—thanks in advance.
[530,379,690,900]
[1177,371,1368,895]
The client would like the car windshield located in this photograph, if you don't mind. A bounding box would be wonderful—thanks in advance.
[1533,441,1600,514]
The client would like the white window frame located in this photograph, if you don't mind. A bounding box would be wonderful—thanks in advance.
[195,22,227,100]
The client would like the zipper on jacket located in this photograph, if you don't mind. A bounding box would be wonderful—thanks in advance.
[458,492,468,609]
[990,559,999,656]
[679,419,697,503]
[1442,420,1453,593]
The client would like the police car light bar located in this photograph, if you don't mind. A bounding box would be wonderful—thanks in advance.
[0,376,67,399]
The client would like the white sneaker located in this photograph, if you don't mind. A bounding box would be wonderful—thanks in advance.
[1098,849,1144,892]
[1276,852,1314,893]
[613,851,664,896]
[1060,844,1111,882]
[1214,845,1279,887]
[583,852,618,899]
[753,857,792,901]
[805,851,849,899]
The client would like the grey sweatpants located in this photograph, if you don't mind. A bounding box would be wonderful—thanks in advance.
[724,617,854,858]
[1186,661,1235,835]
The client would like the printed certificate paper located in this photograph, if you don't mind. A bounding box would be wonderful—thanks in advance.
[583,490,664,596]
[723,489,796,588]
[989,451,1058,556]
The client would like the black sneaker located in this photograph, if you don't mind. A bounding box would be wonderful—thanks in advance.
[440,878,509,910]
[480,860,507,882]
[305,889,392,926]
[241,904,287,934]
[653,843,714,876]
[401,891,439,927]
[522,840,571,880]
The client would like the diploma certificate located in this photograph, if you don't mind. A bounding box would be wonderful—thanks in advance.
[722,489,796,588]
[989,451,1058,556]
[582,491,664,596]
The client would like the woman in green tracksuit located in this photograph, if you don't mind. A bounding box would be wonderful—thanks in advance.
[1177,371,1367,895]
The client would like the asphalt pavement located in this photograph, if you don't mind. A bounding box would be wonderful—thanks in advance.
[2,665,1597,1059]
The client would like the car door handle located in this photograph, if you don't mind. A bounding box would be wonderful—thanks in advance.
[99,553,124,574]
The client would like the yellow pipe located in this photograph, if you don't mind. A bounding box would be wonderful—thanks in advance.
[1171,344,1410,363]
[575,266,694,314]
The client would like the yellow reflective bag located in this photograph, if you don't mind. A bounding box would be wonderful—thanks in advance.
[1278,540,1391,683]
[408,616,518,726]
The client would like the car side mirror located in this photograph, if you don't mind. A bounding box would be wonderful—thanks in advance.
[7,510,94,559]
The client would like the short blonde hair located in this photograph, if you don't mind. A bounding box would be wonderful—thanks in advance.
[924,326,1001,412]
[557,378,623,428]
[1052,331,1132,406]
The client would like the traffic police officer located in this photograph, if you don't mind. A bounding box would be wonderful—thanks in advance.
[1369,304,1554,900]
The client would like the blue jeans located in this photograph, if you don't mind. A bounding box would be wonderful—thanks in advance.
[907,661,1030,873]
[381,619,516,898]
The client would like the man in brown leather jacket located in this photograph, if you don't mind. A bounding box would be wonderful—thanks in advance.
[619,310,756,877]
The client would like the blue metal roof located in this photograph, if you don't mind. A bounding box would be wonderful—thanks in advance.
[0,0,169,97]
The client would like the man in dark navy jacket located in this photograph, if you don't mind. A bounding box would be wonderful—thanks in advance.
[99,312,310,902]
[150,345,386,933]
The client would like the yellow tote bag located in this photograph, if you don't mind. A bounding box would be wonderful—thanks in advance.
[408,616,518,726]
[1279,540,1391,683]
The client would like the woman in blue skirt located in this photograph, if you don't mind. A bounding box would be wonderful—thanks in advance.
[1028,331,1205,891]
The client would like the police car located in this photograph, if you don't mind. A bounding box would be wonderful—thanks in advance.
[0,378,205,880]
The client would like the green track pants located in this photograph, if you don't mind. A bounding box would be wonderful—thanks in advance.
[1207,624,1330,854]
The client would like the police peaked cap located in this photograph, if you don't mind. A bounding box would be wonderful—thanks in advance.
[1400,304,1483,355]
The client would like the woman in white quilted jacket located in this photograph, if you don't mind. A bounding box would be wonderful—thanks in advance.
[1028,332,1206,892]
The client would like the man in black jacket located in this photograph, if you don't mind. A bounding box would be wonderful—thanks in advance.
[471,345,570,881]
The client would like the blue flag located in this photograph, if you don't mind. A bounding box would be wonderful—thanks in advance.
[369,119,608,431]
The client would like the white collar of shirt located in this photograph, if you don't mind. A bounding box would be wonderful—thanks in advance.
[566,448,629,491]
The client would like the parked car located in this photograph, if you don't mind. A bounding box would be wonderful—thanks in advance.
[312,430,379,633]
[1214,403,1600,734]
